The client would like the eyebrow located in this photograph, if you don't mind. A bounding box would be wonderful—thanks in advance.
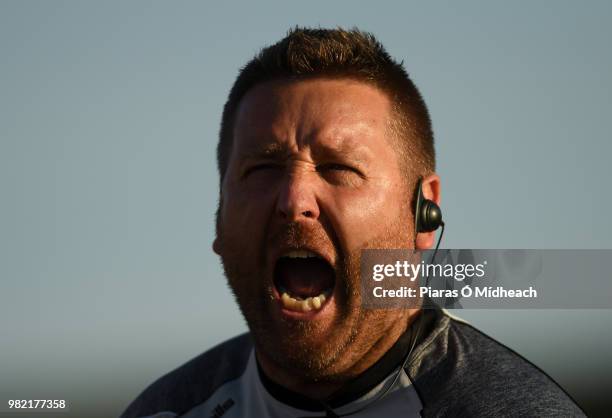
[312,138,372,164]
[236,134,374,165]
[236,141,290,162]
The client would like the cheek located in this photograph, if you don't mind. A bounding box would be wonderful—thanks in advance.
[328,181,408,249]
[220,182,277,245]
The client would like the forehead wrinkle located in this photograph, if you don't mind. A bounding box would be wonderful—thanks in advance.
[306,124,377,164]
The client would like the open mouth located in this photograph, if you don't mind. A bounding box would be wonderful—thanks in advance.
[273,250,335,313]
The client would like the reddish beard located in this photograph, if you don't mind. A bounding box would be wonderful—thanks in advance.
[216,218,412,382]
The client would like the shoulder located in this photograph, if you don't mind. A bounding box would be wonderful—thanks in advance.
[412,311,586,417]
[121,333,253,418]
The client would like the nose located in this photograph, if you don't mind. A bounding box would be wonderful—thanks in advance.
[276,171,320,221]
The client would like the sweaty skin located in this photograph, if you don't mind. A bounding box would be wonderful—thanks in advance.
[214,78,440,399]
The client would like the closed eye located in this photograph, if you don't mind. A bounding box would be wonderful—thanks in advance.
[243,163,283,178]
[317,163,364,177]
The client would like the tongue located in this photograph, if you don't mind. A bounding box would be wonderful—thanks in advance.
[275,258,334,298]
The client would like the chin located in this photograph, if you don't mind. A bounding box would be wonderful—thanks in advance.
[252,313,352,376]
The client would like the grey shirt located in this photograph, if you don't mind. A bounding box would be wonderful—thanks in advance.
[122,309,585,417]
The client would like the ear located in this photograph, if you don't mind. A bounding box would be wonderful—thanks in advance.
[415,173,442,250]
[213,194,224,255]
[212,237,221,255]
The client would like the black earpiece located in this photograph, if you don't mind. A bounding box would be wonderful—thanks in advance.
[414,179,443,233]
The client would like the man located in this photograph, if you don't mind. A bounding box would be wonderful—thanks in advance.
[122,28,584,417]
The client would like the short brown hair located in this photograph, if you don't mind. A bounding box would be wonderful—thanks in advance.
[217,27,435,186]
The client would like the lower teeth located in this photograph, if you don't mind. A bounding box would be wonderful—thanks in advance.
[280,291,329,312]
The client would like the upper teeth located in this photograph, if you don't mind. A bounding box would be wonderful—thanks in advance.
[284,250,320,259]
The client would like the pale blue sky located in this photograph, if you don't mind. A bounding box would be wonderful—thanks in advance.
[1,1,611,416]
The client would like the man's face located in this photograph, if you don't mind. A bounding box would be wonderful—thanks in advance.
[215,78,414,381]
